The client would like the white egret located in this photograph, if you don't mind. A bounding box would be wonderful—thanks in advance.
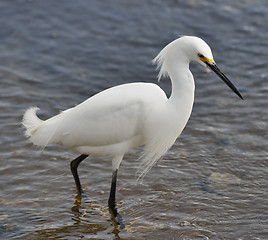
[22,36,243,211]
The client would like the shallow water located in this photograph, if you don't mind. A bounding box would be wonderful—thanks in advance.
[0,0,267,239]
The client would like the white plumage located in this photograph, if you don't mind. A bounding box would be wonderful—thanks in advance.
[23,82,182,176]
[22,36,243,210]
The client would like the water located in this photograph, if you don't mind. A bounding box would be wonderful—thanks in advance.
[0,0,267,239]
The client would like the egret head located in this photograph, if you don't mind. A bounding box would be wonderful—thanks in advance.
[154,36,214,78]
[182,36,244,100]
[153,36,243,100]
[181,36,214,66]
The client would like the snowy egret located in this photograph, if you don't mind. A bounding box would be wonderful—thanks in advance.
[22,36,243,211]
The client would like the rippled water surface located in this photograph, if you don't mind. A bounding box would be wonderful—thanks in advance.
[0,0,267,239]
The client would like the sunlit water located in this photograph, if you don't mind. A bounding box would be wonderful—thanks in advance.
[0,0,267,239]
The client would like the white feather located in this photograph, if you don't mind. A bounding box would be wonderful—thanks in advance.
[22,36,222,179]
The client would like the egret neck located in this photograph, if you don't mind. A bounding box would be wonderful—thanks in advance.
[168,59,195,123]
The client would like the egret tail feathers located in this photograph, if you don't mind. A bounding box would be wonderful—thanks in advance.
[22,107,59,147]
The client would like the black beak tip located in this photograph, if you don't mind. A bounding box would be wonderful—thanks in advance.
[231,85,244,100]
[234,89,244,100]
[207,62,244,100]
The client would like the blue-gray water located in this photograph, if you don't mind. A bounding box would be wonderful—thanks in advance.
[0,0,267,239]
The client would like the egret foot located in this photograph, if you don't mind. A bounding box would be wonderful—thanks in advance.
[109,206,125,230]
[75,192,91,205]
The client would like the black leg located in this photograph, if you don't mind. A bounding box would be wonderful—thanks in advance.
[108,169,118,210]
[108,169,125,229]
[70,154,88,195]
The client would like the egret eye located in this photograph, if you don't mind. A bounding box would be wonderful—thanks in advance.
[198,53,204,58]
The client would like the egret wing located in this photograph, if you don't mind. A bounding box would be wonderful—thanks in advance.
[53,83,166,148]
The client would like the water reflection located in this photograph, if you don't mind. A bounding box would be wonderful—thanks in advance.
[71,194,125,238]
[25,219,108,240]
[23,196,127,239]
